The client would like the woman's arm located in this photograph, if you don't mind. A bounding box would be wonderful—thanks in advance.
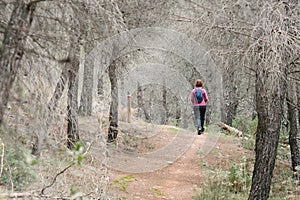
[190,90,195,103]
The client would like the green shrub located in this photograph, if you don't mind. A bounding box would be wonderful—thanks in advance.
[232,116,257,151]
[193,157,252,200]
[0,145,37,191]
[232,116,257,136]
[112,175,134,192]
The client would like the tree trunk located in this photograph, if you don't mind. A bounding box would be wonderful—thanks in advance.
[248,68,287,200]
[0,1,36,124]
[65,9,85,149]
[66,35,80,149]
[47,66,69,126]
[297,83,300,129]
[97,75,104,96]
[248,0,297,197]
[222,65,239,126]
[137,83,151,122]
[148,89,154,123]
[120,77,126,108]
[32,66,69,155]
[79,58,93,116]
[175,97,181,126]
[162,81,168,124]
[286,0,299,172]
[107,61,118,143]
[137,82,143,118]
[67,65,80,149]
[287,81,300,171]
[205,104,211,125]
[181,100,189,129]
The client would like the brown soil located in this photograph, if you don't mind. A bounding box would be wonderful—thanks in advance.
[106,120,253,200]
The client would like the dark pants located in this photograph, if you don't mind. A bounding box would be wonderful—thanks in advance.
[194,106,206,130]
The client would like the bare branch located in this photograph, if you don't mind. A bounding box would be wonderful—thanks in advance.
[289,71,300,74]
[41,164,73,195]
[28,0,53,7]
[288,75,300,82]
[0,141,4,178]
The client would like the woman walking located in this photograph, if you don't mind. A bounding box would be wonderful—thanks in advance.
[190,79,209,135]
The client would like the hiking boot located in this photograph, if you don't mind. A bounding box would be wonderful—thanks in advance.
[201,128,205,133]
[198,129,202,135]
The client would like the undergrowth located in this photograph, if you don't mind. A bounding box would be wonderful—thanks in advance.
[194,151,299,199]
[112,175,134,192]
[232,115,257,151]
[193,157,252,200]
[0,129,37,191]
[193,116,300,199]
[0,147,37,191]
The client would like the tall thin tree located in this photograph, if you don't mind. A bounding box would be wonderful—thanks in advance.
[286,80,300,171]
[0,0,36,124]
[107,61,118,143]
[249,1,297,199]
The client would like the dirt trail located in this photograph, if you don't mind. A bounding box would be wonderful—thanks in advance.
[107,128,249,200]
[78,117,250,199]
[106,127,196,173]
[109,134,204,200]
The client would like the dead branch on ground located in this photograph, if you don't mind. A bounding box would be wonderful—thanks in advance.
[216,122,243,137]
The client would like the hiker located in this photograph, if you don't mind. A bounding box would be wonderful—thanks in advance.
[190,79,209,135]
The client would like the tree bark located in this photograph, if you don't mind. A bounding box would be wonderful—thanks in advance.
[97,75,104,96]
[47,66,69,126]
[162,81,168,124]
[148,89,154,123]
[32,66,69,155]
[222,65,239,126]
[67,64,80,149]
[175,97,181,126]
[0,1,36,125]
[205,104,211,125]
[248,0,297,198]
[286,0,299,172]
[66,35,80,149]
[286,81,300,171]
[137,83,151,122]
[79,58,93,116]
[107,61,118,143]
[248,67,287,200]
[65,7,86,149]
[137,82,143,118]
[297,83,300,129]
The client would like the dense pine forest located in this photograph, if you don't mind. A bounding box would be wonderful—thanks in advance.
[0,0,299,199]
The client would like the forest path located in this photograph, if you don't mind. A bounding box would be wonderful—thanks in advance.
[107,126,248,200]
[108,132,207,200]
[106,123,197,173]
[79,116,250,200]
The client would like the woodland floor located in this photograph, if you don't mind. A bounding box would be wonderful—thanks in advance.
[2,116,297,199]
[80,118,255,200]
